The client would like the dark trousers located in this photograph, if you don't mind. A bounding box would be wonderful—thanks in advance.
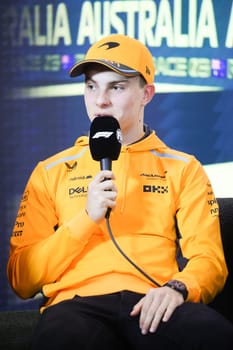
[31,290,233,350]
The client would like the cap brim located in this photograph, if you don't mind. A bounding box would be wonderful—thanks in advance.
[69,59,139,78]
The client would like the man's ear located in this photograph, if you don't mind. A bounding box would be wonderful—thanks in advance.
[142,84,155,106]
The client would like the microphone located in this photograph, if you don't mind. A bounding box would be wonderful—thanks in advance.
[89,116,122,218]
[89,116,122,170]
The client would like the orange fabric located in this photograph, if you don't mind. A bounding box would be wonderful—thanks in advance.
[69,34,155,84]
[7,131,228,311]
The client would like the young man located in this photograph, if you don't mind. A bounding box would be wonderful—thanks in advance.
[7,34,233,349]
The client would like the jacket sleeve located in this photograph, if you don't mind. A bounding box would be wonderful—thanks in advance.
[172,157,228,304]
[7,162,98,299]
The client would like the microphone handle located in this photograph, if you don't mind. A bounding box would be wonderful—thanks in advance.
[100,158,112,218]
[100,158,112,171]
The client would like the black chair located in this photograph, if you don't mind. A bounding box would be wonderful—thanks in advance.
[209,197,233,322]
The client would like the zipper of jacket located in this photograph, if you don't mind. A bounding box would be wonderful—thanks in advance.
[119,146,130,214]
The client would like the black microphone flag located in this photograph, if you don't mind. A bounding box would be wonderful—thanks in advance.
[89,116,122,218]
[89,116,122,170]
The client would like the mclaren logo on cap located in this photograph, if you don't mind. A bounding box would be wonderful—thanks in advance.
[99,42,120,50]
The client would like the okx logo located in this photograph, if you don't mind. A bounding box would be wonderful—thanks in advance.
[143,185,168,194]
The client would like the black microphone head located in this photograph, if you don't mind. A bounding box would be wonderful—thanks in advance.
[89,116,122,161]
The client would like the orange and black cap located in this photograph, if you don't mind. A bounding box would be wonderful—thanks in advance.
[69,34,155,84]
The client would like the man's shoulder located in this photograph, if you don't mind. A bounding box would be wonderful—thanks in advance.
[39,135,89,171]
[161,146,195,163]
[151,133,196,165]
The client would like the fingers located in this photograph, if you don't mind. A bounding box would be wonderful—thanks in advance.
[91,171,117,199]
[140,292,167,334]
[130,287,184,335]
[89,171,117,191]
[95,170,116,184]
[86,171,117,222]
[139,288,163,334]
[98,178,117,193]
[130,297,145,316]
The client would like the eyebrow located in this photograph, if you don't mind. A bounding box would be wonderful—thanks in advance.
[85,76,134,85]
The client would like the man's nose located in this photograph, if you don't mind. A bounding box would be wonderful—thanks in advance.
[96,90,111,106]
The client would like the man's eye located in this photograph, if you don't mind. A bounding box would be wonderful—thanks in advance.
[113,85,124,90]
[87,83,95,90]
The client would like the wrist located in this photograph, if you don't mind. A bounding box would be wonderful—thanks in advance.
[164,279,188,301]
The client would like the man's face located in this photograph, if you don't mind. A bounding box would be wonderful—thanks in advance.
[84,67,149,135]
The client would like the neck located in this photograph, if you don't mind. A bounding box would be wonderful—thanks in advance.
[122,125,150,146]
[121,130,143,146]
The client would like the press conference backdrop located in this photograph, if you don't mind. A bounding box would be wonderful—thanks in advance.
[0,0,233,311]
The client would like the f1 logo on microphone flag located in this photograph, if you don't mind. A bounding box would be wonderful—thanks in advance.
[92,129,122,143]
[92,131,114,139]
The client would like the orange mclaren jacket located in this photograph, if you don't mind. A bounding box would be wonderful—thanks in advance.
[7,130,228,311]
